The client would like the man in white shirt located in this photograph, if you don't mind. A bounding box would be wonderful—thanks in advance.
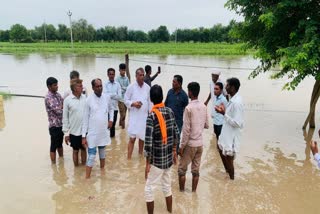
[63,70,87,99]
[310,129,320,168]
[215,77,244,180]
[82,78,114,179]
[62,79,87,166]
[103,68,122,138]
[124,68,151,160]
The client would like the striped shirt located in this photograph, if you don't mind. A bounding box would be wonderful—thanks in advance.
[144,106,180,169]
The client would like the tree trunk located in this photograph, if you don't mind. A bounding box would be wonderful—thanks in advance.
[125,54,131,82]
[303,79,320,129]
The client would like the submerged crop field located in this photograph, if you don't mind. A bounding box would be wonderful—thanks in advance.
[0,42,250,55]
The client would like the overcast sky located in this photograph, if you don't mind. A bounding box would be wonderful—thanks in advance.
[0,0,242,32]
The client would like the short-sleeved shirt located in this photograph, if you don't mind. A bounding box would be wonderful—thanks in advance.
[213,94,228,125]
[164,88,189,129]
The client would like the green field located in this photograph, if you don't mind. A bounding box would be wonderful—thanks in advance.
[0,42,250,55]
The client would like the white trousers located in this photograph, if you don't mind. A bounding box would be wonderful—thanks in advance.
[145,165,172,202]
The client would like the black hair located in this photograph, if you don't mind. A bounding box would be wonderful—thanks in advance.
[70,70,79,80]
[136,67,145,75]
[150,84,163,104]
[187,82,200,97]
[46,77,58,87]
[215,82,223,90]
[107,68,115,74]
[91,78,102,87]
[174,75,183,85]
[119,63,126,70]
[226,77,241,92]
[145,65,151,74]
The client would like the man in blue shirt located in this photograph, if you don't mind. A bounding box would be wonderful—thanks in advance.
[213,82,228,140]
[165,75,189,152]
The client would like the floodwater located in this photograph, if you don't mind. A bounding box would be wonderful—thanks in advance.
[0,53,320,214]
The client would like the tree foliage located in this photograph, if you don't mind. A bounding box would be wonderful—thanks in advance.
[10,24,28,42]
[2,19,240,43]
[226,0,320,90]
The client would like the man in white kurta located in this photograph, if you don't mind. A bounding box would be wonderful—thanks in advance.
[124,68,151,159]
[82,78,114,179]
[215,77,244,180]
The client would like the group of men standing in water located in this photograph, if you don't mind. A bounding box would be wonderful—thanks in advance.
[44,64,244,213]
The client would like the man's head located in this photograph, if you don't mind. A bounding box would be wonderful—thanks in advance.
[187,82,200,99]
[172,75,183,91]
[107,68,116,82]
[150,84,163,105]
[211,71,221,83]
[46,77,58,93]
[119,63,126,77]
[91,78,103,97]
[136,68,145,86]
[70,79,83,96]
[145,65,152,75]
[70,70,80,80]
[226,77,240,96]
[214,82,223,96]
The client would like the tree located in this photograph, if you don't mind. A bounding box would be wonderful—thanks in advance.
[57,24,70,41]
[0,30,10,42]
[148,26,170,42]
[72,19,96,42]
[226,0,320,128]
[10,24,28,42]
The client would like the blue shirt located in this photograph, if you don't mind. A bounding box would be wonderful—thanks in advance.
[164,88,189,130]
[115,75,130,102]
[213,94,228,125]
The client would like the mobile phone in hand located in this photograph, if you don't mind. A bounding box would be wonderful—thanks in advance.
[158,66,161,73]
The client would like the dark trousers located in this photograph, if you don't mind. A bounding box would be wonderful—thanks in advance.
[110,110,118,137]
[214,124,223,140]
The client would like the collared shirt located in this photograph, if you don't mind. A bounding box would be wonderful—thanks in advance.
[144,106,180,169]
[82,93,114,148]
[218,93,244,156]
[45,91,63,128]
[103,80,122,111]
[116,75,130,102]
[63,87,87,99]
[209,78,226,116]
[314,153,320,168]
[213,94,228,125]
[62,93,86,136]
[180,100,209,148]
[164,88,189,130]
[124,81,152,140]
[144,74,157,87]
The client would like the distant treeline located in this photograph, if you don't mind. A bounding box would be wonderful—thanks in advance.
[0,19,241,43]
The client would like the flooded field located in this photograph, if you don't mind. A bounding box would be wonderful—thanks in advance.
[0,53,320,213]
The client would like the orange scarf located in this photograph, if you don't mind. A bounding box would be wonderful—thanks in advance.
[151,102,167,144]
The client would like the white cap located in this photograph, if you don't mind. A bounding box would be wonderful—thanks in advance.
[211,71,221,75]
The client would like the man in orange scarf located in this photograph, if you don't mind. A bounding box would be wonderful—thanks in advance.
[144,85,180,214]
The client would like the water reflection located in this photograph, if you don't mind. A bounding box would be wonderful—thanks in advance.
[0,96,5,130]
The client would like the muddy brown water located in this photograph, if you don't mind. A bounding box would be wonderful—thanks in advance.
[0,53,320,213]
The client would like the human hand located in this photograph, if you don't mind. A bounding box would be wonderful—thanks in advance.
[108,121,113,129]
[178,147,184,157]
[132,101,142,109]
[310,141,318,156]
[214,104,225,115]
[82,137,87,148]
[173,152,178,165]
[64,136,70,145]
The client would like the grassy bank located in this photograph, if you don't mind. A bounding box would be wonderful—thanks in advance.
[0,42,251,55]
